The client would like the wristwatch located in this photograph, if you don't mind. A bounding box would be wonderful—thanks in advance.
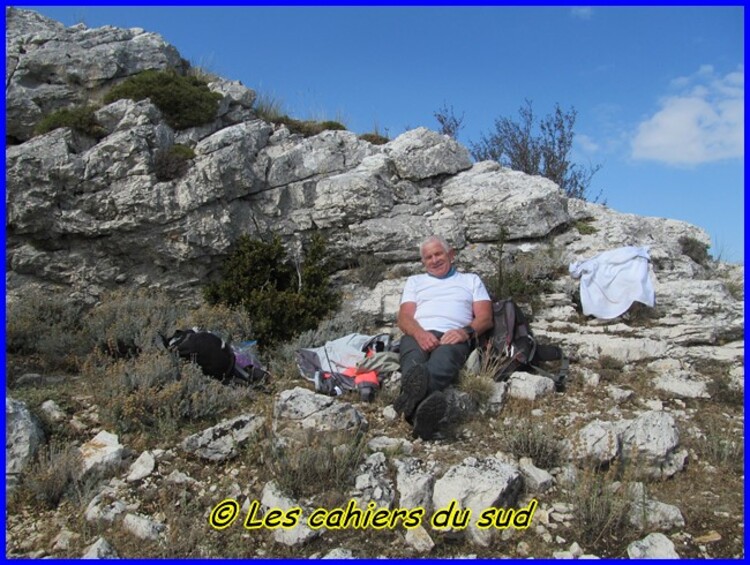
[463,325,476,338]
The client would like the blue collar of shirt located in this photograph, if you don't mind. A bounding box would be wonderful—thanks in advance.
[428,266,457,279]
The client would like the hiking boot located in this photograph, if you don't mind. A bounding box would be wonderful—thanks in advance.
[554,375,566,393]
[393,364,429,420]
[412,391,447,441]
[359,384,377,403]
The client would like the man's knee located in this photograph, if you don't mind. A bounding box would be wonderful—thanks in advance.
[425,343,470,392]
[399,335,428,373]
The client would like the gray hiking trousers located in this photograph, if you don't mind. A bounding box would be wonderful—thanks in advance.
[399,331,471,393]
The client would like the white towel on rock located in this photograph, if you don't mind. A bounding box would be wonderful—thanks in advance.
[569,246,656,319]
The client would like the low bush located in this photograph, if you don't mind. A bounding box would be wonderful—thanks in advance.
[575,219,598,235]
[33,104,106,139]
[458,351,500,408]
[265,430,366,500]
[489,266,552,308]
[597,355,625,382]
[187,63,221,84]
[204,233,340,350]
[565,458,641,556]
[724,279,744,301]
[679,235,711,266]
[458,370,495,410]
[498,416,562,469]
[359,132,389,145]
[276,116,346,137]
[563,464,632,554]
[104,69,222,130]
[88,351,250,441]
[706,373,744,409]
[174,301,254,345]
[83,288,184,357]
[485,228,556,312]
[6,289,89,372]
[622,302,662,327]
[153,143,195,181]
[251,92,346,138]
[17,441,82,510]
[83,288,255,359]
[252,91,286,123]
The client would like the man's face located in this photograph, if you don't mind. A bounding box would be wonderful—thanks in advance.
[421,241,454,277]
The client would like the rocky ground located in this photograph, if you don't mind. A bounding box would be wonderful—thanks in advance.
[6,260,744,559]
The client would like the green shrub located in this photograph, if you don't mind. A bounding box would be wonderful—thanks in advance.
[276,116,346,137]
[679,235,711,266]
[104,69,222,129]
[174,302,254,345]
[486,227,554,311]
[490,268,552,307]
[153,143,195,181]
[575,219,598,235]
[251,92,346,138]
[6,289,89,372]
[318,120,347,131]
[359,132,390,145]
[82,289,253,359]
[204,233,340,350]
[83,288,186,357]
[89,351,250,440]
[33,104,106,139]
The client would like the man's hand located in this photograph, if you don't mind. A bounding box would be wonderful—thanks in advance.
[415,329,441,352]
[439,328,472,345]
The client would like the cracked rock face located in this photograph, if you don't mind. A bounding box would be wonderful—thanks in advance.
[6,7,185,143]
[8,9,733,316]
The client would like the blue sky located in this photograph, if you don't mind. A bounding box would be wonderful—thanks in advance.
[16,5,745,263]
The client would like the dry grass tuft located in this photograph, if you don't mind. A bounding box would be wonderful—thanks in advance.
[12,442,83,510]
[563,462,633,554]
[264,429,366,501]
[497,415,563,470]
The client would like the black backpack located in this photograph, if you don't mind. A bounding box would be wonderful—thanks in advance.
[478,299,568,390]
[160,328,268,385]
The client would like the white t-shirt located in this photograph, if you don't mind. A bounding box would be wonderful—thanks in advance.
[400,271,491,333]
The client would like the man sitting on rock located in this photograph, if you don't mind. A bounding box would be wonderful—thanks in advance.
[395,235,493,439]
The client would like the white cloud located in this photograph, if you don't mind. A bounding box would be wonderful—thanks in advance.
[570,7,593,20]
[631,65,744,166]
[576,133,600,154]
